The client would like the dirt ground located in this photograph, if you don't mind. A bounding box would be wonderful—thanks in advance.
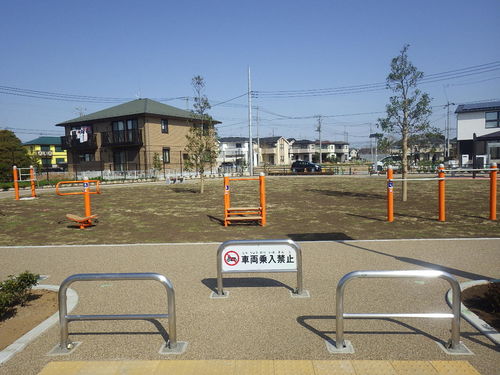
[0,290,57,351]
[0,175,499,246]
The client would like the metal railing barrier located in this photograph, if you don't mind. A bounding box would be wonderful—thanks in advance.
[332,270,472,355]
[214,239,309,298]
[57,273,177,352]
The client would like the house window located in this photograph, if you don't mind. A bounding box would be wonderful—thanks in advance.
[56,158,65,164]
[41,145,50,151]
[78,153,95,162]
[54,145,62,152]
[162,147,170,163]
[236,143,242,148]
[161,119,169,134]
[486,111,500,128]
[41,158,51,167]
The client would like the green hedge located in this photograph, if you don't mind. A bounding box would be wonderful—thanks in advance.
[0,271,39,317]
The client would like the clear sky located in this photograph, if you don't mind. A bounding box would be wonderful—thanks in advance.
[1,0,499,147]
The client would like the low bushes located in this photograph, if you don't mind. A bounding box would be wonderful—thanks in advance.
[0,271,39,317]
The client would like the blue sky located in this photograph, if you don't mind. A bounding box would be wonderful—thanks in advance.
[1,0,499,146]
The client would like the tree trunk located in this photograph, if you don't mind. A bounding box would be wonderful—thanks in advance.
[200,174,205,194]
[402,127,408,202]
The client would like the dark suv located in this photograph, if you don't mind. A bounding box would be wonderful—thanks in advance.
[291,160,322,172]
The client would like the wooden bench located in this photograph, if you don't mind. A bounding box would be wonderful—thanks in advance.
[66,214,98,229]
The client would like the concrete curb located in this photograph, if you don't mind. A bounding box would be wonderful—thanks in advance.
[446,280,500,346]
[0,285,78,364]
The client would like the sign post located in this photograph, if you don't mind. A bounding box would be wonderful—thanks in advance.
[213,239,309,298]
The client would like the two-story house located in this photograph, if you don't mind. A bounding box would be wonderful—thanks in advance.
[456,100,500,166]
[218,137,258,166]
[56,98,219,172]
[289,139,315,162]
[22,136,67,171]
[333,141,350,162]
[259,136,291,165]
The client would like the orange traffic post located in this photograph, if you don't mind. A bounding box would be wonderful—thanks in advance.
[83,178,92,217]
[438,164,446,222]
[29,166,37,198]
[259,173,266,226]
[490,162,498,221]
[13,166,20,201]
[387,166,394,222]
[223,176,230,227]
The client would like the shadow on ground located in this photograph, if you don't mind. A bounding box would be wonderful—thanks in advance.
[201,277,295,293]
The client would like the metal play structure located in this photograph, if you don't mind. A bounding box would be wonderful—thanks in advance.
[223,173,266,226]
[56,178,101,229]
[386,162,498,222]
[12,165,37,200]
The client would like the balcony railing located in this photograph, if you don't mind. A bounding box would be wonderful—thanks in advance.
[61,134,98,150]
[101,129,143,147]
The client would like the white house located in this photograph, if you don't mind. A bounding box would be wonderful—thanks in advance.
[289,139,315,161]
[456,101,500,166]
[218,137,258,167]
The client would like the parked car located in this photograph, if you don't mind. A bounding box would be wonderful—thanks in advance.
[291,160,322,172]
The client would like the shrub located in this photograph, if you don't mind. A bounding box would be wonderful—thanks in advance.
[0,271,39,317]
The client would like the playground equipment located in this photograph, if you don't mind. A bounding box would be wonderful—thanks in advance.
[56,178,101,229]
[330,270,472,355]
[223,173,266,226]
[12,165,37,200]
[386,163,498,222]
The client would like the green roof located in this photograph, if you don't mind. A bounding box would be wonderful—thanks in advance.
[22,136,62,146]
[56,98,220,126]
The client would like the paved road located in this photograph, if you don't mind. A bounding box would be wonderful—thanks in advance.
[0,239,498,375]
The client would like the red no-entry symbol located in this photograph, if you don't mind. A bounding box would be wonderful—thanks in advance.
[224,251,240,266]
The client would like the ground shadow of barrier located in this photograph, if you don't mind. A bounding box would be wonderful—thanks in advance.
[68,318,170,342]
[346,213,386,222]
[298,314,450,348]
[288,233,353,241]
[207,215,224,225]
[297,315,499,352]
[202,277,295,294]
[171,187,198,194]
[341,242,494,281]
[306,189,385,200]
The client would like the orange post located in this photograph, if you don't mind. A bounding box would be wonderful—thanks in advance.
[490,162,497,221]
[259,173,266,226]
[223,176,230,227]
[438,164,446,222]
[13,166,20,201]
[83,178,91,217]
[387,167,394,222]
[29,166,37,198]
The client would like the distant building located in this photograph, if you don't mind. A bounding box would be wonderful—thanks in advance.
[456,100,500,166]
[56,98,220,172]
[259,136,291,165]
[289,139,315,162]
[22,136,67,171]
[218,137,257,166]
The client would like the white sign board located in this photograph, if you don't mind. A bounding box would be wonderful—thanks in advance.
[221,243,297,272]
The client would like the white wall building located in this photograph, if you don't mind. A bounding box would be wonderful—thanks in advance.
[218,137,258,166]
[456,101,500,166]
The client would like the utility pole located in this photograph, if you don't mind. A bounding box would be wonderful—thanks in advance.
[256,106,260,166]
[316,116,322,163]
[444,101,455,159]
[248,66,253,175]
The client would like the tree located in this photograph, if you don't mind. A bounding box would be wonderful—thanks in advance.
[184,75,219,193]
[0,130,36,182]
[377,45,432,201]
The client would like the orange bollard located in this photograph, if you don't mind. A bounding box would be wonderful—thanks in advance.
[438,164,446,222]
[259,173,266,226]
[387,167,394,222]
[29,166,37,198]
[490,163,497,221]
[13,166,20,201]
[223,176,230,227]
[83,178,91,218]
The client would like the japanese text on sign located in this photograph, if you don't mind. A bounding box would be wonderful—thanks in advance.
[221,244,297,272]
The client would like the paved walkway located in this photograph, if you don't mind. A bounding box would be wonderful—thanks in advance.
[0,239,498,375]
[38,360,481,375]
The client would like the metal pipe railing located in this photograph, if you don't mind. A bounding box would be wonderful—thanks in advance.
[58,273,176,351]
[335,270,461,350]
